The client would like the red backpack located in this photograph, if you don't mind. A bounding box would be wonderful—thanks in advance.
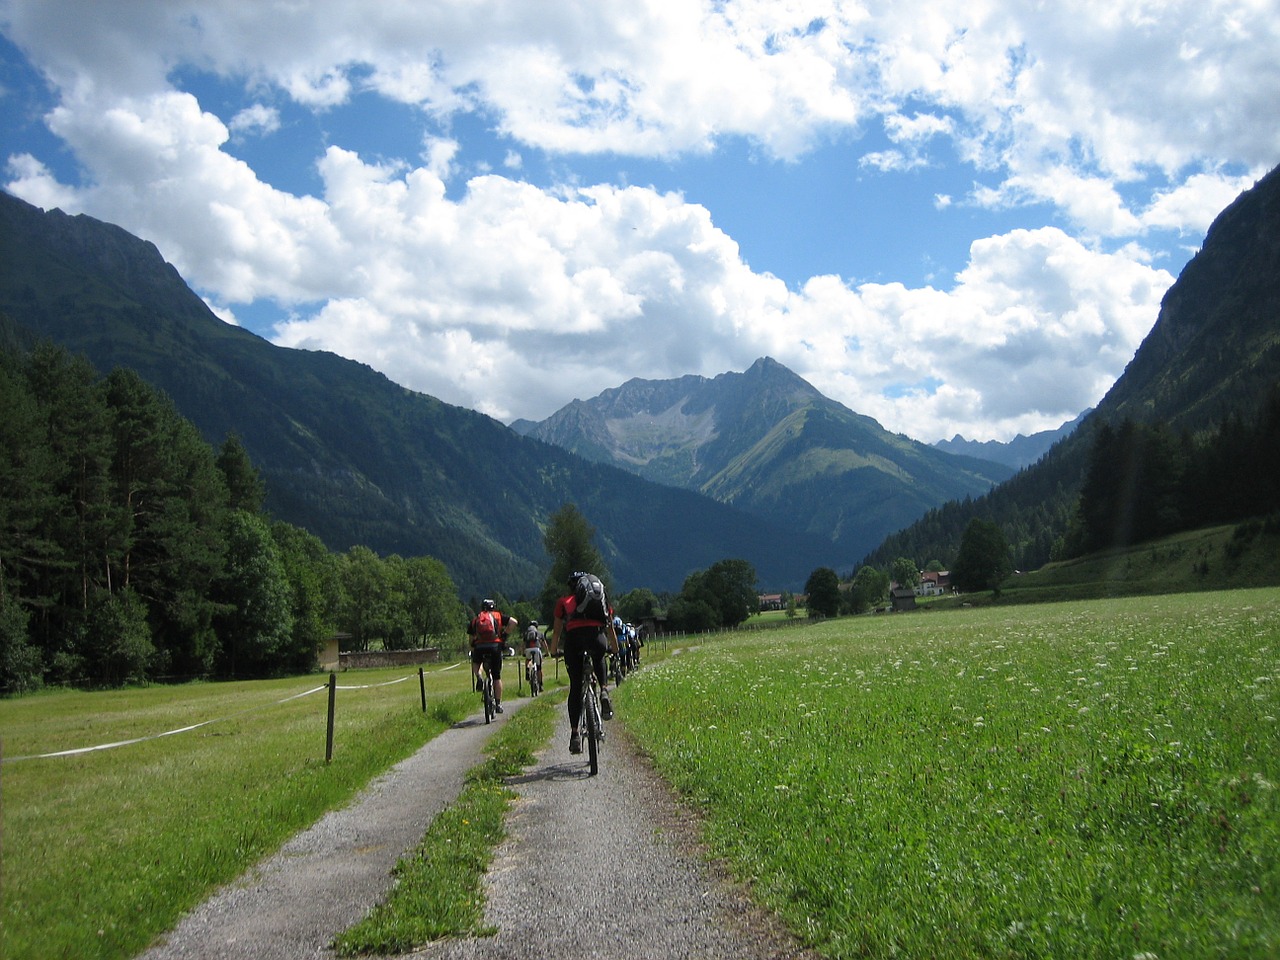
[474,610,499,642]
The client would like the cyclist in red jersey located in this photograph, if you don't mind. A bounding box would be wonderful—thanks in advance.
[550,571,619,755]
[467,598,516,713]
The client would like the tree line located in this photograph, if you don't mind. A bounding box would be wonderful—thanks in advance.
[0,344,467,694]
[1065,390,1280,556]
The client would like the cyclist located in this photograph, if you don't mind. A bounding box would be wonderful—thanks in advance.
[523,618,547,690]
[622,621,638,670]
[467,599,516,713]
[550,571,619,755]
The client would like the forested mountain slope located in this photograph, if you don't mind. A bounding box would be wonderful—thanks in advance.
[0,191,836,596]
[864,163,1280,573]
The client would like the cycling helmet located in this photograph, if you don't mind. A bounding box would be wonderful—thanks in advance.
[481,598,496,611]
[529,619,539,628]
[567,571,585,588]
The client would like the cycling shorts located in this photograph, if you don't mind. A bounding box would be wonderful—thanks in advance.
[470,642,504,677]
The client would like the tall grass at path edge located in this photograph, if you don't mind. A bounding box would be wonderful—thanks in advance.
[618,588,1279,959]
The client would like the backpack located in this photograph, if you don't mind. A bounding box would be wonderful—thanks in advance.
[474,610,499,642]
[573,573,608,622]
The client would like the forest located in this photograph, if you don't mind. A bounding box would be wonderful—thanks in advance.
[0,344,468,694]
[862,386,1280,580]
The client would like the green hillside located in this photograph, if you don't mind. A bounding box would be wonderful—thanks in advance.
[864,163,1280,576]
[0,192,836,596]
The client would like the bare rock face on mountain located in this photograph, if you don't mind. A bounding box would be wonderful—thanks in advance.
[518,356,1012,565]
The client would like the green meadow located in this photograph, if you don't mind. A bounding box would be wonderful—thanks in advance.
[620,588,1279,959]
[2,590,1277,960]
[0,664,480,960]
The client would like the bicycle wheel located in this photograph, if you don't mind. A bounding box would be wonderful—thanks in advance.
[483,676,494,723]
[584,684,600,775]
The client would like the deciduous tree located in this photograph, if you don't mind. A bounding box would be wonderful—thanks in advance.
[805,566,841,618]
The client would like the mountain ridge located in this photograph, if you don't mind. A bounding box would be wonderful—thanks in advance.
[516,355,1012,563]
[933,409,1091,470]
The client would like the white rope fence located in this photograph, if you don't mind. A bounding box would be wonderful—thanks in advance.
[3,668,440,765]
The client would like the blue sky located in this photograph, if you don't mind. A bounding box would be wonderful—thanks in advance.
[2,1,1276,442]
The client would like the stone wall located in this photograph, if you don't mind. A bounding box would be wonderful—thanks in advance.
[338,647,442,670]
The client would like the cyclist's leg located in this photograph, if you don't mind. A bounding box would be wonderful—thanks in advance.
[592,632,614,719]
[469,646,484,690]
[564,631,588,726]
[592,633,610,688]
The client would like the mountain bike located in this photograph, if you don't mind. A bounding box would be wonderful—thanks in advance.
[525,652,544,696]
[478,659,496,723]
[580,647,605,775]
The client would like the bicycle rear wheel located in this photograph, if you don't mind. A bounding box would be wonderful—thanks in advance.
[483,677,494,723]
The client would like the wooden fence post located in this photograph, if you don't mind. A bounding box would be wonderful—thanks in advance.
[325,671,336,762]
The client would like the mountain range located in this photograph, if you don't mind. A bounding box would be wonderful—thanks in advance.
[0,192,845,598]
[932,410,1090,470]
[3,159,1277,598]
[512,357,1012,563]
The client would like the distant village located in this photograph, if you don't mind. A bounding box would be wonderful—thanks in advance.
[758,569,953,616]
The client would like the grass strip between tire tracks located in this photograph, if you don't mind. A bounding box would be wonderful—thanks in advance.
[332,693,561,956]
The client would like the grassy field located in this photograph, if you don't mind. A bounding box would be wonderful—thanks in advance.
[975,524,1280,606]
[0,662,480,960]
[619,588,1279,959]
[4,588,1278,959]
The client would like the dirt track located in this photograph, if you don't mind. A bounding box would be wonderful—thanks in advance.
[137,696,816,960]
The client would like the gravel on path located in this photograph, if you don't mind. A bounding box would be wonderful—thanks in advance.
[135,692,818,960]
[136,701,530,960]
[404,704,818,960]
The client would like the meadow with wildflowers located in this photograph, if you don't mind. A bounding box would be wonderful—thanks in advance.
[620,588,1279,959]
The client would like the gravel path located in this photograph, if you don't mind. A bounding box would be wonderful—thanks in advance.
[136,695,817,960]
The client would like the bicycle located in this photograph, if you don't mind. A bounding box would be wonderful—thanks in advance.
[579,647,605,775]
[525,652,544,696]
[478,658,497,723]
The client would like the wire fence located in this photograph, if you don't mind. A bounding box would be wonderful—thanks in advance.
[1,668,444,766]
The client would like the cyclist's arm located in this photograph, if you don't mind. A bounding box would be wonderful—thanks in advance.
[604,619,619,654]
[549,614,564,658]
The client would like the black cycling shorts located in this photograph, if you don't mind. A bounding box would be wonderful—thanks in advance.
[470,642,504,678]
